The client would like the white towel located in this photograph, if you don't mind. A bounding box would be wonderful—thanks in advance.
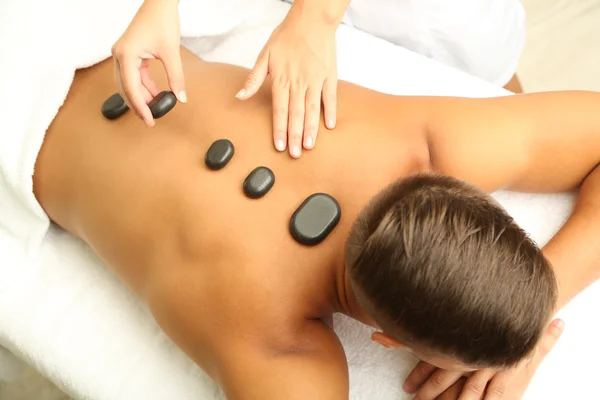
[0,346,24,382]
[0,0,598,399]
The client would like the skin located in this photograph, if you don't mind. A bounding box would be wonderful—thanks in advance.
[239,0,349,157]
[114,0,521,160]
[34,47,600,399]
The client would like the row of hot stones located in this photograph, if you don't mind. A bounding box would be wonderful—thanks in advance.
[101,91,341,246]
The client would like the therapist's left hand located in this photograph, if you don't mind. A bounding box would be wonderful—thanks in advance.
[235,7,338,158]
[404,318,564,400]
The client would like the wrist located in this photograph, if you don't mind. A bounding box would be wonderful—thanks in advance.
[289,0,349,30]
[144,0,179,7]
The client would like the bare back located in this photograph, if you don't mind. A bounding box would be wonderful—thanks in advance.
[33,48,429,390]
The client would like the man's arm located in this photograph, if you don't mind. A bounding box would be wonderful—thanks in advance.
[424,90,600,310]
[216,322,349,399]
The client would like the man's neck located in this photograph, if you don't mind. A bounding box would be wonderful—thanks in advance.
[332,250,377,328]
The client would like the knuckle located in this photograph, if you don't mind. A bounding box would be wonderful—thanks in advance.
[304,124,318,135]
[246,73,259,86]
[169,77,184,88]
[464,382,484,396]
[288,129,303,141]
[307,102,320,113]
[418,364,431,376]
[290,108,304,120]
[431,373,446,388]
[111,44,126,59]
[488,384,506,397]
[292,75,306,88]
[273,129,287,139]
[274,74,290,88]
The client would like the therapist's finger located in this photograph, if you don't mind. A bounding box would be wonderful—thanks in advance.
[141,85,154,106]
[114,58,140,119]
[120,56,154,126]
[322,76,337,129]
[238,52,269,100]
[160,48,187,103]
[303,86,321,150]
[271,78,289,152]
[140,66,160,98]
[288,85,306,158]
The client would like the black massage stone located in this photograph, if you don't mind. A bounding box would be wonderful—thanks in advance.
[101,93,129,120]
[205,139,235,170]
[290,193,341,246]
[148,90,177,119]
[243,167,275,199]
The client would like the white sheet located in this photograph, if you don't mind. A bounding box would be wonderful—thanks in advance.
[0,0,598,399]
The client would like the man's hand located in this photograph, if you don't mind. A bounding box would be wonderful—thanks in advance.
[403,319,564,399]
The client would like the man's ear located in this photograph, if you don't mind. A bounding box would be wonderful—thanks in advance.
[371,332,407,350]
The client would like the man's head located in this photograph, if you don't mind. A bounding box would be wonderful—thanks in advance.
[344,174,557,371]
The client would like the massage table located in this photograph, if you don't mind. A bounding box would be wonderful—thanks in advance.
[0,0,598,399]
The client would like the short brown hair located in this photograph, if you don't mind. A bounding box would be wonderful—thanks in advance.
[345,174,557,368]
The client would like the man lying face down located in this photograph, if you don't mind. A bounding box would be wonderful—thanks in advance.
[33,47,600,399]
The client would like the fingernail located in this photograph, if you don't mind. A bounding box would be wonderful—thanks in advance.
[554,319,565,330]
[235,89,246,99]
[291,146,301,158]
[275,140,286,151]
[146,119,155,127]
[304,136,314,149]
[178,90,187,103]
[327,119,336,129]
[413,396,421,400]
[403,382,415,393]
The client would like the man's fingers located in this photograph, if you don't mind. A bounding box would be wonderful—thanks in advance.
[303,86,321,150]
[439,378,467,400]
[288,86,306,158]
[160,49,187,103]
[271,81,289,152]
[415,369,464,400]
[322,76,337,129]
[484,320,564,400]
[459,369,496,400]
[403,361,437,394]
[530,319,565,370]
[140,66,160,98]
[120,57,154,126]
[237,54,269,100]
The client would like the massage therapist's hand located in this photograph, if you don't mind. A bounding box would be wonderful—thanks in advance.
[404,319,564,400]
[111,0,186,127]
[236,7,338,158]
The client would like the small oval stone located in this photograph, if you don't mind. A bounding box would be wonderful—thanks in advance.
[205,139,235,170]
[290,193,341,246]
[101,93,129,120]
[243,167,275,199]
[148,91,177,119]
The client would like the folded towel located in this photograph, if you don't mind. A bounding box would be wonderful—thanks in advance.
[0,1,598,399]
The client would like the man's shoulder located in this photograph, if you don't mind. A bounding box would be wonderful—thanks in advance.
[216,318,350,399]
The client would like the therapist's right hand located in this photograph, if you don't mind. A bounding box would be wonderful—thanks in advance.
[111,0,186,127]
